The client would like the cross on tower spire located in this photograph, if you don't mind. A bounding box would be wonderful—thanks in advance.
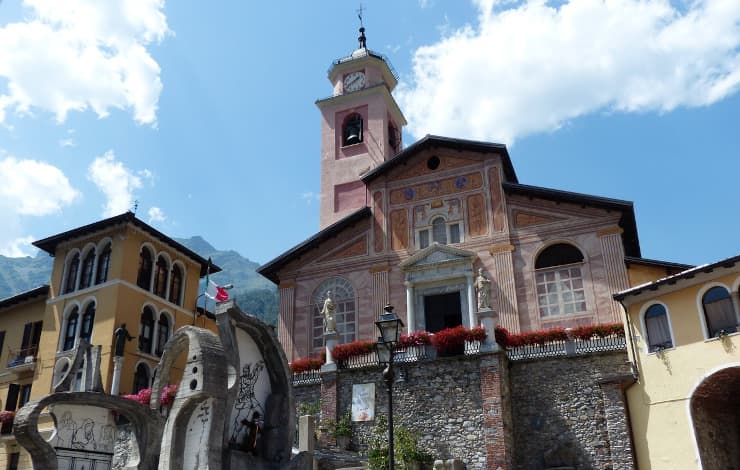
[357,4,367,49]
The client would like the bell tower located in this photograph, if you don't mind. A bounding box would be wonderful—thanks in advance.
[317,27,407,229]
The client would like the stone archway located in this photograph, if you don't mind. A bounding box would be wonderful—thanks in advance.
[691,366,740,469]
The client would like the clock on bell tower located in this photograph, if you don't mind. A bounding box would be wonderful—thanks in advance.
[316,26,407,229]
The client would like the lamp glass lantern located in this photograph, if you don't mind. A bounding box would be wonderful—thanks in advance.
[374,304,404,364]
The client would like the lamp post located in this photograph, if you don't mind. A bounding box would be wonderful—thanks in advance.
[374,304,404,470]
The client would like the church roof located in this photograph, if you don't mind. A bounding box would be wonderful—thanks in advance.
[502,182,642,257]
[33,212,220,277]
[257,207,372,283]
[361,135,518,185]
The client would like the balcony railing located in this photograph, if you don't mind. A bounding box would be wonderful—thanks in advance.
[7,346,39,370]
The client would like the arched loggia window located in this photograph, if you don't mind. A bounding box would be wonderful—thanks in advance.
[79,303,95,343]
[155,314,170,357]
[137,247,154,290]
[133,363,151,394]
[95,243,111,285]
[138,307,155,353]
[153,255,169,298]
[63,307,79,351]
[169,264,183,306]
[79,250,96,290]
[63,253,80,294]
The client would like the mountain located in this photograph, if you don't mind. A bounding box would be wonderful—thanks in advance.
[0,253,53,300]
[0,236,277,326]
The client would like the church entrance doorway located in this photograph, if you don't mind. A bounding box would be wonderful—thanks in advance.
[424,292,462,333]
[690,366,740,469]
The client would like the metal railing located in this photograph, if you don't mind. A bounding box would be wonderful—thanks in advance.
[291,335,626,383]
[7,346,39,368]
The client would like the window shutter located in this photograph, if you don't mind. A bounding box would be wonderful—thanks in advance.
[5,384,20,411]
[20,323,32,350]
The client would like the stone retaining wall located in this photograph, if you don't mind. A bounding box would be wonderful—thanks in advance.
[293,350,634,470]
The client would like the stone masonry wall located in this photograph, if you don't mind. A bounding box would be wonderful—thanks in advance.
[509,351,633,470]
[293,350,633,470]
[336,356,488,469]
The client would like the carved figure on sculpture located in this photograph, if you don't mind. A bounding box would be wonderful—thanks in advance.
[230,361,266,445]
[321,291,337,333]
[475,268,491,311]
[113,323,134,357]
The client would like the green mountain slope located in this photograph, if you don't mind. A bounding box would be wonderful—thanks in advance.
[0,253,53,300]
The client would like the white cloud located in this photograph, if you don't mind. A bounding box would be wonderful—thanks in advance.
[0,156,80,215]
[59,138,76,148]
[300,191,321,204]
[0,155,79,257]
[398,0,740,144]
[147,206,166,223]
[0,0,169,125]
[0,236,37,258]
[87,150,142,216]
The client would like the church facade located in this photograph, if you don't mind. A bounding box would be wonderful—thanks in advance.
[258,29,663,362]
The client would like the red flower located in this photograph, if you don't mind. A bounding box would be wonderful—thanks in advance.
[467,326,488,342]
[290,356,325,373]
[333,340,375,362]
[431,326,469,353]
[0,410,15,423]
[399,331,432,347]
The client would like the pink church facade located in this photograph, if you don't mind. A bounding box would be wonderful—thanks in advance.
[258,31,641,362]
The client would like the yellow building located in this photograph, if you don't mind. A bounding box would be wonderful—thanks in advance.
[0,211,219,469]
[614,253,740,469]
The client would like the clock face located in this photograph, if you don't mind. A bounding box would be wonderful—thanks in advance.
[343,71,366,92]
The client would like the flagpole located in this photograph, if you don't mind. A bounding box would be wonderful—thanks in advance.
[195,257,212,326]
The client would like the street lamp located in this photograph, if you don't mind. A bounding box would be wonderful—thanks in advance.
[374,304,404,470]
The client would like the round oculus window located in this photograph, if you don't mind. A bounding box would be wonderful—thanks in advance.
[427,156,440,170]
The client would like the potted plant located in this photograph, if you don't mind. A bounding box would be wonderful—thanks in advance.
[331,411,353,450]
[431,326,468,357]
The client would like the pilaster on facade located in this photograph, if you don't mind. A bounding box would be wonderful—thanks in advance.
[598,227,630,323]
[278,280,296,362]
[370,265,391,320]
[479,352,513,470]
[489,244,520,333]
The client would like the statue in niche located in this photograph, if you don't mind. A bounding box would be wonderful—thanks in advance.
[321,291,337,334]
[475,268,492,311]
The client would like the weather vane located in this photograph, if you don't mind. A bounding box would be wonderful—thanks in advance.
[357,4,365,28]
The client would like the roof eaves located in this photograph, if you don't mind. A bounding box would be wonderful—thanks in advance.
[0,285,49,311]
[32,212,220,277]
[624,256,694,272]
[257,207,372,283]
[614,253,740,301]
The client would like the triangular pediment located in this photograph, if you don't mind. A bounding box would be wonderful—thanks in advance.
[399,243,476,271]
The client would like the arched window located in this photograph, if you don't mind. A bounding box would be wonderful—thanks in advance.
[79,250,96,290]
[644,304,672,352]
[139,307,155,354]
[153,255,169,298]
[169,264,183,305]
[79,303,95,343]
[535,243,587,317]
[133,363,150,394]
[136,247,154,290]
[63,253,80,294]
[95,243,111,285]
[155,314,170,357]
[311,278,357,351]
[342,113,363,146]
[417,216,462,249]
[702,286,738,338]
[63,307,79,351]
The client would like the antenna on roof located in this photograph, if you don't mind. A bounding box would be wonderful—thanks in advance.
[132,200,139,215]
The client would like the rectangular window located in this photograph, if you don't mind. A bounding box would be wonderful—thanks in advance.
[536,267,587,317]
[419,230,429,249]
[449,223,460,243]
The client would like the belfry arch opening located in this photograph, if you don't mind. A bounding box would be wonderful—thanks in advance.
[690,366,740,468]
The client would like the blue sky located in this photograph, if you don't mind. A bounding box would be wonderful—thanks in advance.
[0,0,738,267]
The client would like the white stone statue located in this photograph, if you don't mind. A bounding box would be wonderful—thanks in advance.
[321,291,337,334]
[475,268,492,311]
